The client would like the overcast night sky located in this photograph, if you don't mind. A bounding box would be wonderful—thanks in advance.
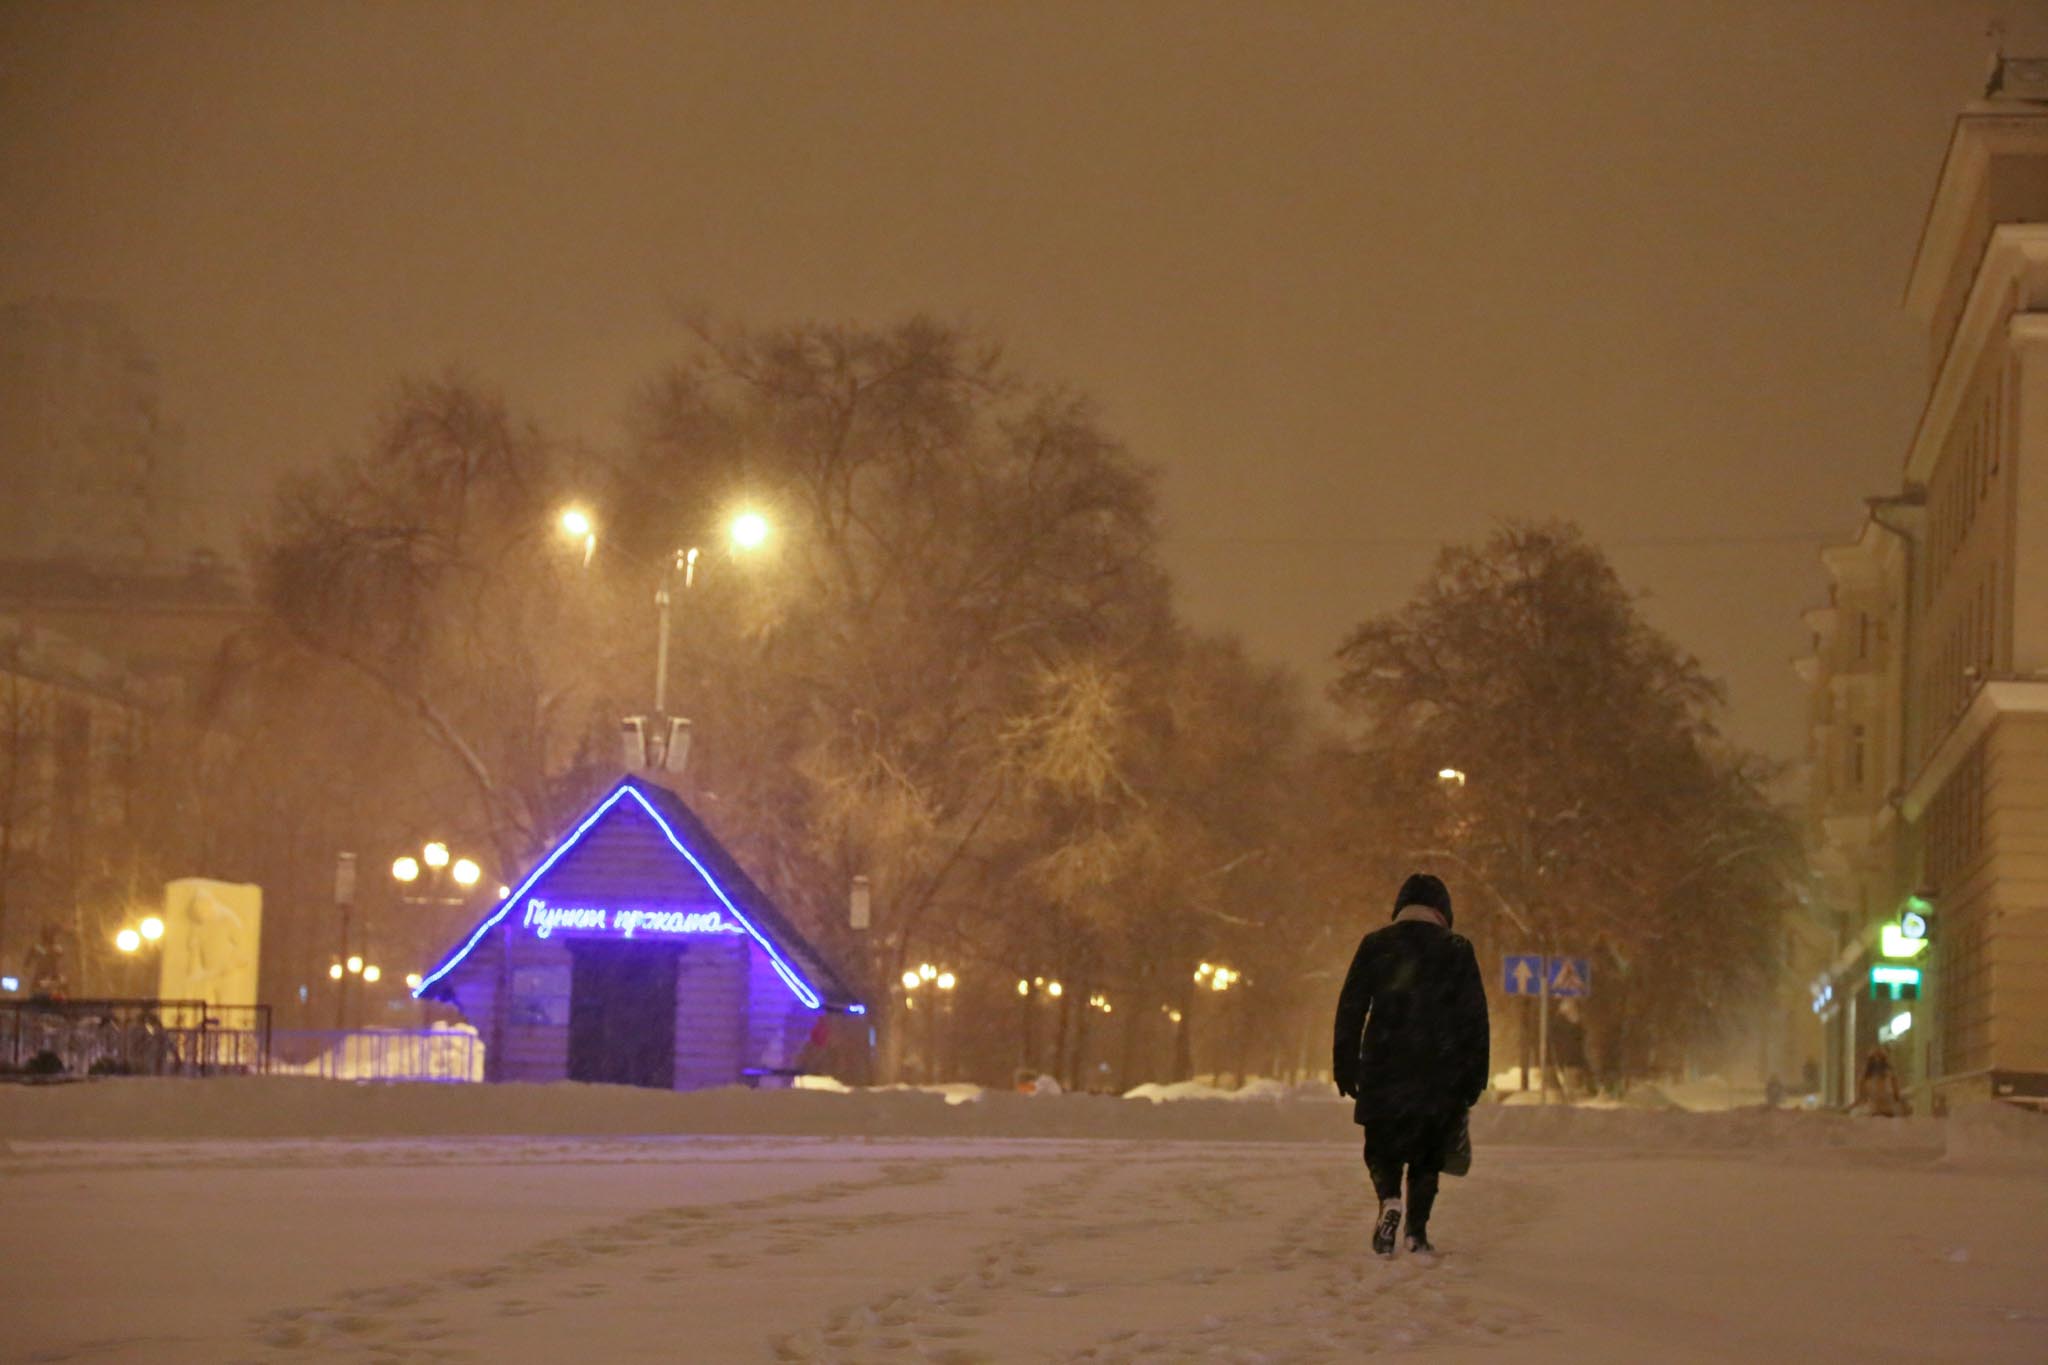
[6,0,2046,761]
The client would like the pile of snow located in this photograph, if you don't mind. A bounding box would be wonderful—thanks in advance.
[1123,1077,1313,1103]
[269,1024,485,1083]
[0,1075,1963,1156]
[1470,1100,1942,1157]
[1485,1069,1789,1113]
[1944,1100,2048,1169]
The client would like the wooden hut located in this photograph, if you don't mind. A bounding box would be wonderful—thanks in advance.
[414,776,863,1089]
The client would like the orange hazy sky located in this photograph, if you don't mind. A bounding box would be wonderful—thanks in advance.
[6,0,2045,759]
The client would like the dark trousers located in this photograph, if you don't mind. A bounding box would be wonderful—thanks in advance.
[1363,1111,1458,1233]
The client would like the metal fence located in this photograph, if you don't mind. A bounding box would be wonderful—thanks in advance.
[269,1027,484,1083]
[1,998,270,1078]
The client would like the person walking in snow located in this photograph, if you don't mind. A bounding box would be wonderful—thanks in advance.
[1855,1045,1909,1117]
[1332,873,1490,1257]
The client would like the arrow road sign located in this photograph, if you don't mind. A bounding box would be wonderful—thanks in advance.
[1503,954,1543,997]
[1547,957,1591,998]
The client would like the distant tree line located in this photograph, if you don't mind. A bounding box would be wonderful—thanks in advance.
[203,318,1796,1092]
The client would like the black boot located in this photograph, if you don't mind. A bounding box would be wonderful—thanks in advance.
[1372,1200,1402,1257]
[1403,1225,1435,1257]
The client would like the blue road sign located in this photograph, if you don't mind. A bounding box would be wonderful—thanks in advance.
[1547,956,1591,998]
[1503,954,1592,998]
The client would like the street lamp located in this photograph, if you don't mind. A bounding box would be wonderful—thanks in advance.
[901,963,958,1080]
[139,916,164,943]
[560,506,596,565]
[392,842,486,906]
[556,503,774,762]
[115,928,141,954]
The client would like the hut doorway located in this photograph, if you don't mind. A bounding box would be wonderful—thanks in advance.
[567,941,679,1089]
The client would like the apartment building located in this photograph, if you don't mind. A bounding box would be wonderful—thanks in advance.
[1802,64,2048,1112]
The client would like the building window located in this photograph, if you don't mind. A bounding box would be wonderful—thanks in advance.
[1848,724,1868,789]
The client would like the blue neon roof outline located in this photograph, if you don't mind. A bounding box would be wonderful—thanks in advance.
[413,781,829,1010]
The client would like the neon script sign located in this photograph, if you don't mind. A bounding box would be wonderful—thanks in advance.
[521,897,744,941]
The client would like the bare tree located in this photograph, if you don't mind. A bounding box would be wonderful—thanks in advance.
[253,376,618,871]
[622,319,1165,1078]
[1332,521,1798,1090]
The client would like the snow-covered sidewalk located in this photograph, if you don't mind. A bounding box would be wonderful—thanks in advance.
[7,1091,2048,1362]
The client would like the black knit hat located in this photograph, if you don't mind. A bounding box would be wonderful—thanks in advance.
[1393,873,1452,927]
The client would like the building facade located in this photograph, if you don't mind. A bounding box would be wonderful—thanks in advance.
[0,616,153,994]
[0,299,198,566]
[1802,68,2048,1111]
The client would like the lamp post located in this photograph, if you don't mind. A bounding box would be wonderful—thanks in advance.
[332,841,485,1029]
[1191,961,1244,1085]
[899,962,957,1081]
[557,504,771,772]
[113,915,164,998]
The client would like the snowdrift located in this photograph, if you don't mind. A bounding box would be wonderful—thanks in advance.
[8,1076,2040,1163]
[1942,1100,2048,1168]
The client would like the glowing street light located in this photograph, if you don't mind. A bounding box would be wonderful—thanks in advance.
[346,955,364,975]
[559,505,598,566]
[936,972,957,991]
[139,915,164,942]
[115,928,142,954]
[362,965,382,984]
[563,504,777,749]
[1437,767,1467,786]
[901,969,922,990]
[329,962,345,981]
[393,844,485,905]
[1017,979,1030,996]
[1046,980,1063,998]
[404,973,423,991]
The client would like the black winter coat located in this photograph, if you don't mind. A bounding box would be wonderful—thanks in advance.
[1332,915,1490,1123]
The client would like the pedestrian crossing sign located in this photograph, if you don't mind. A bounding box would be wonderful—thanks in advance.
[1546,957,1590,998]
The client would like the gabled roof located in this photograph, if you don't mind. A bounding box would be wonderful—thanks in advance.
[413,775,862,1012]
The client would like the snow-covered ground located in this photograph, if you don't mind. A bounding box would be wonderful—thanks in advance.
[6,1082,2047,1362]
